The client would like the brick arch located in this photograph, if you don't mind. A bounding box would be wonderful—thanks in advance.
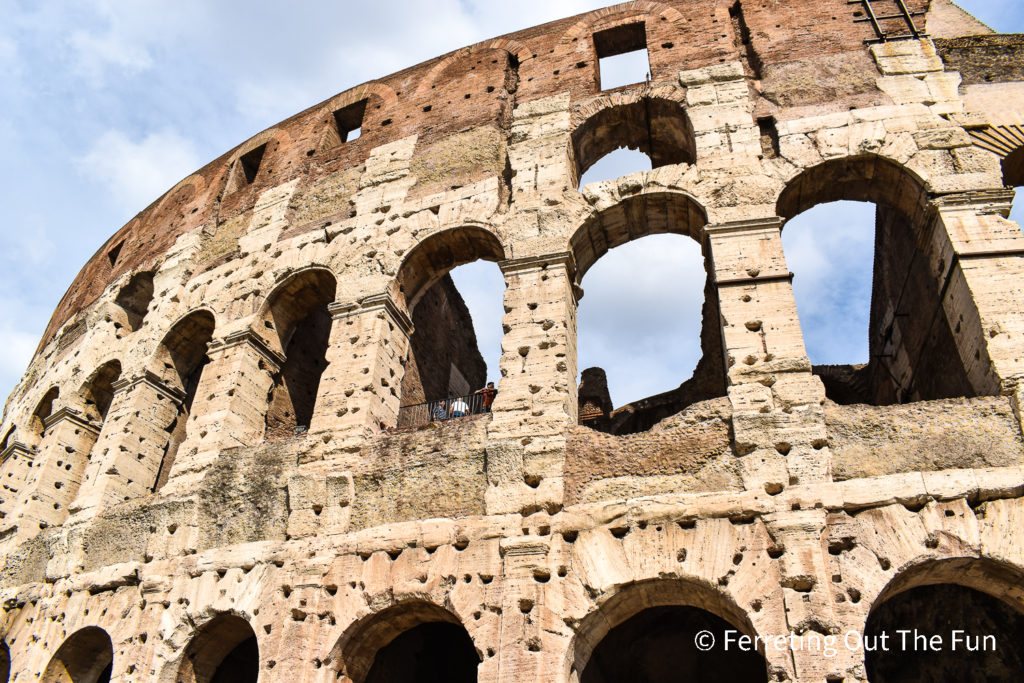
[331,600,480,683]
[568,190,708,281]
[395,225,506,312]
[41,626,114,683]
[776,154,933,231]
[566,578,770,683]
[415,40,527,98]
[571,92,695,186]
[556,1,687,52]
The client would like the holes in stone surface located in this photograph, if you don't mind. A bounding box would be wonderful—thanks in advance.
[578,605,768,683]
[593,22,650,90]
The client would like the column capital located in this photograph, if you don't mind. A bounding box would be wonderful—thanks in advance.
[42,407,101,435]
[931,188,1015,215]
[705,216,785,236]
[0,441,34,464]
[112,370,186,404]
[209,329,286,371]
[329,292,414,336]
[498,251,577,278]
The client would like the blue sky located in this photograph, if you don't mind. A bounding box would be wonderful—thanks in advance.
[1,1,1022,409]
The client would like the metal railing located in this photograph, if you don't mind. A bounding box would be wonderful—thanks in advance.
[397,392,491,428]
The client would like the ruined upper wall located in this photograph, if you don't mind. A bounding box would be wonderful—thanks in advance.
[35,0,935,357]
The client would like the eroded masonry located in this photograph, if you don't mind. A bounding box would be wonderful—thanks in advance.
[2,1,1024,681]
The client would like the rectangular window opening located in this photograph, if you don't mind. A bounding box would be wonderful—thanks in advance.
[593,23,650,91]
[238,144,267,185]
[333,99,368,144]
[107,240,124,267]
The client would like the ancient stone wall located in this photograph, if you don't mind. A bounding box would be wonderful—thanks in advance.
[2,0,1024,681]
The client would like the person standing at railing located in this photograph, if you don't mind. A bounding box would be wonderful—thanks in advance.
[432,401,448,422]
[475,382,497,413]
[450,397,469,418]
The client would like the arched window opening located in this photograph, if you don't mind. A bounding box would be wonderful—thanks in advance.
[42,626,113,683]
[336,603,478,683]
[261,270,336,439]
[779,156,978,406]
[177,614,259,683]
[580,605,768,682]
[28,387,59,449]
[578,147,651,187]
[571,194,723,434]
[153,311,215,490]
[1002,147,1024,227]
[572,98,695,188]
[80,361,122,425]
[113,271,155,332]
[866,584,1024,682]
[397,228,504,427]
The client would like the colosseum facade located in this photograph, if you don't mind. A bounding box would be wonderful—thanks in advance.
[2,0,1024,681]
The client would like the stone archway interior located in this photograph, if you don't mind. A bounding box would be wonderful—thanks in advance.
[865,584,1024,682]
[579,605,768,683]
[364,622,478,683]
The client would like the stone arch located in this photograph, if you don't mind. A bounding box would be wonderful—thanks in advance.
[568,578,769,683]
[571,94,695,187]
[258,268,337,438]
[863,557,1024,682]
[776,154,982,405]
[42,626,114,683]
[113,270,155,333]
[332,601,480,683]
[394,226,505,411]
[568,191,721,432]
[79,360,122,425]
[396,226,506,312]
[28,386,59,449]
[152,309,216,489]
[777,153,932,230]
[174,613,259,683]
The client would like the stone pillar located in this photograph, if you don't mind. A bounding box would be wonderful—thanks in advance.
[494,536,553,683]
[485,253,578,515]
[0,441,35,522]
[5,408,100,540]
[928,192,1024,398]
[310,293,412,445]
[67,372,185,518]
[161,330,280,493]
[707,218,830,492]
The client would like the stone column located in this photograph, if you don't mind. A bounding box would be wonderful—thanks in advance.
[485,253,578,515]
[707,218,830,493]
[5,408,100,540]
[928,192,1024,399]
[161,330,281,493]
[67,372,185,518]
[310,293,412,446]
[0,441,35,522]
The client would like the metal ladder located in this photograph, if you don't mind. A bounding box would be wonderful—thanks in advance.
[847,0,927,43]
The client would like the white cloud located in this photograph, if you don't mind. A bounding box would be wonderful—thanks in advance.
[76,129,202,217]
